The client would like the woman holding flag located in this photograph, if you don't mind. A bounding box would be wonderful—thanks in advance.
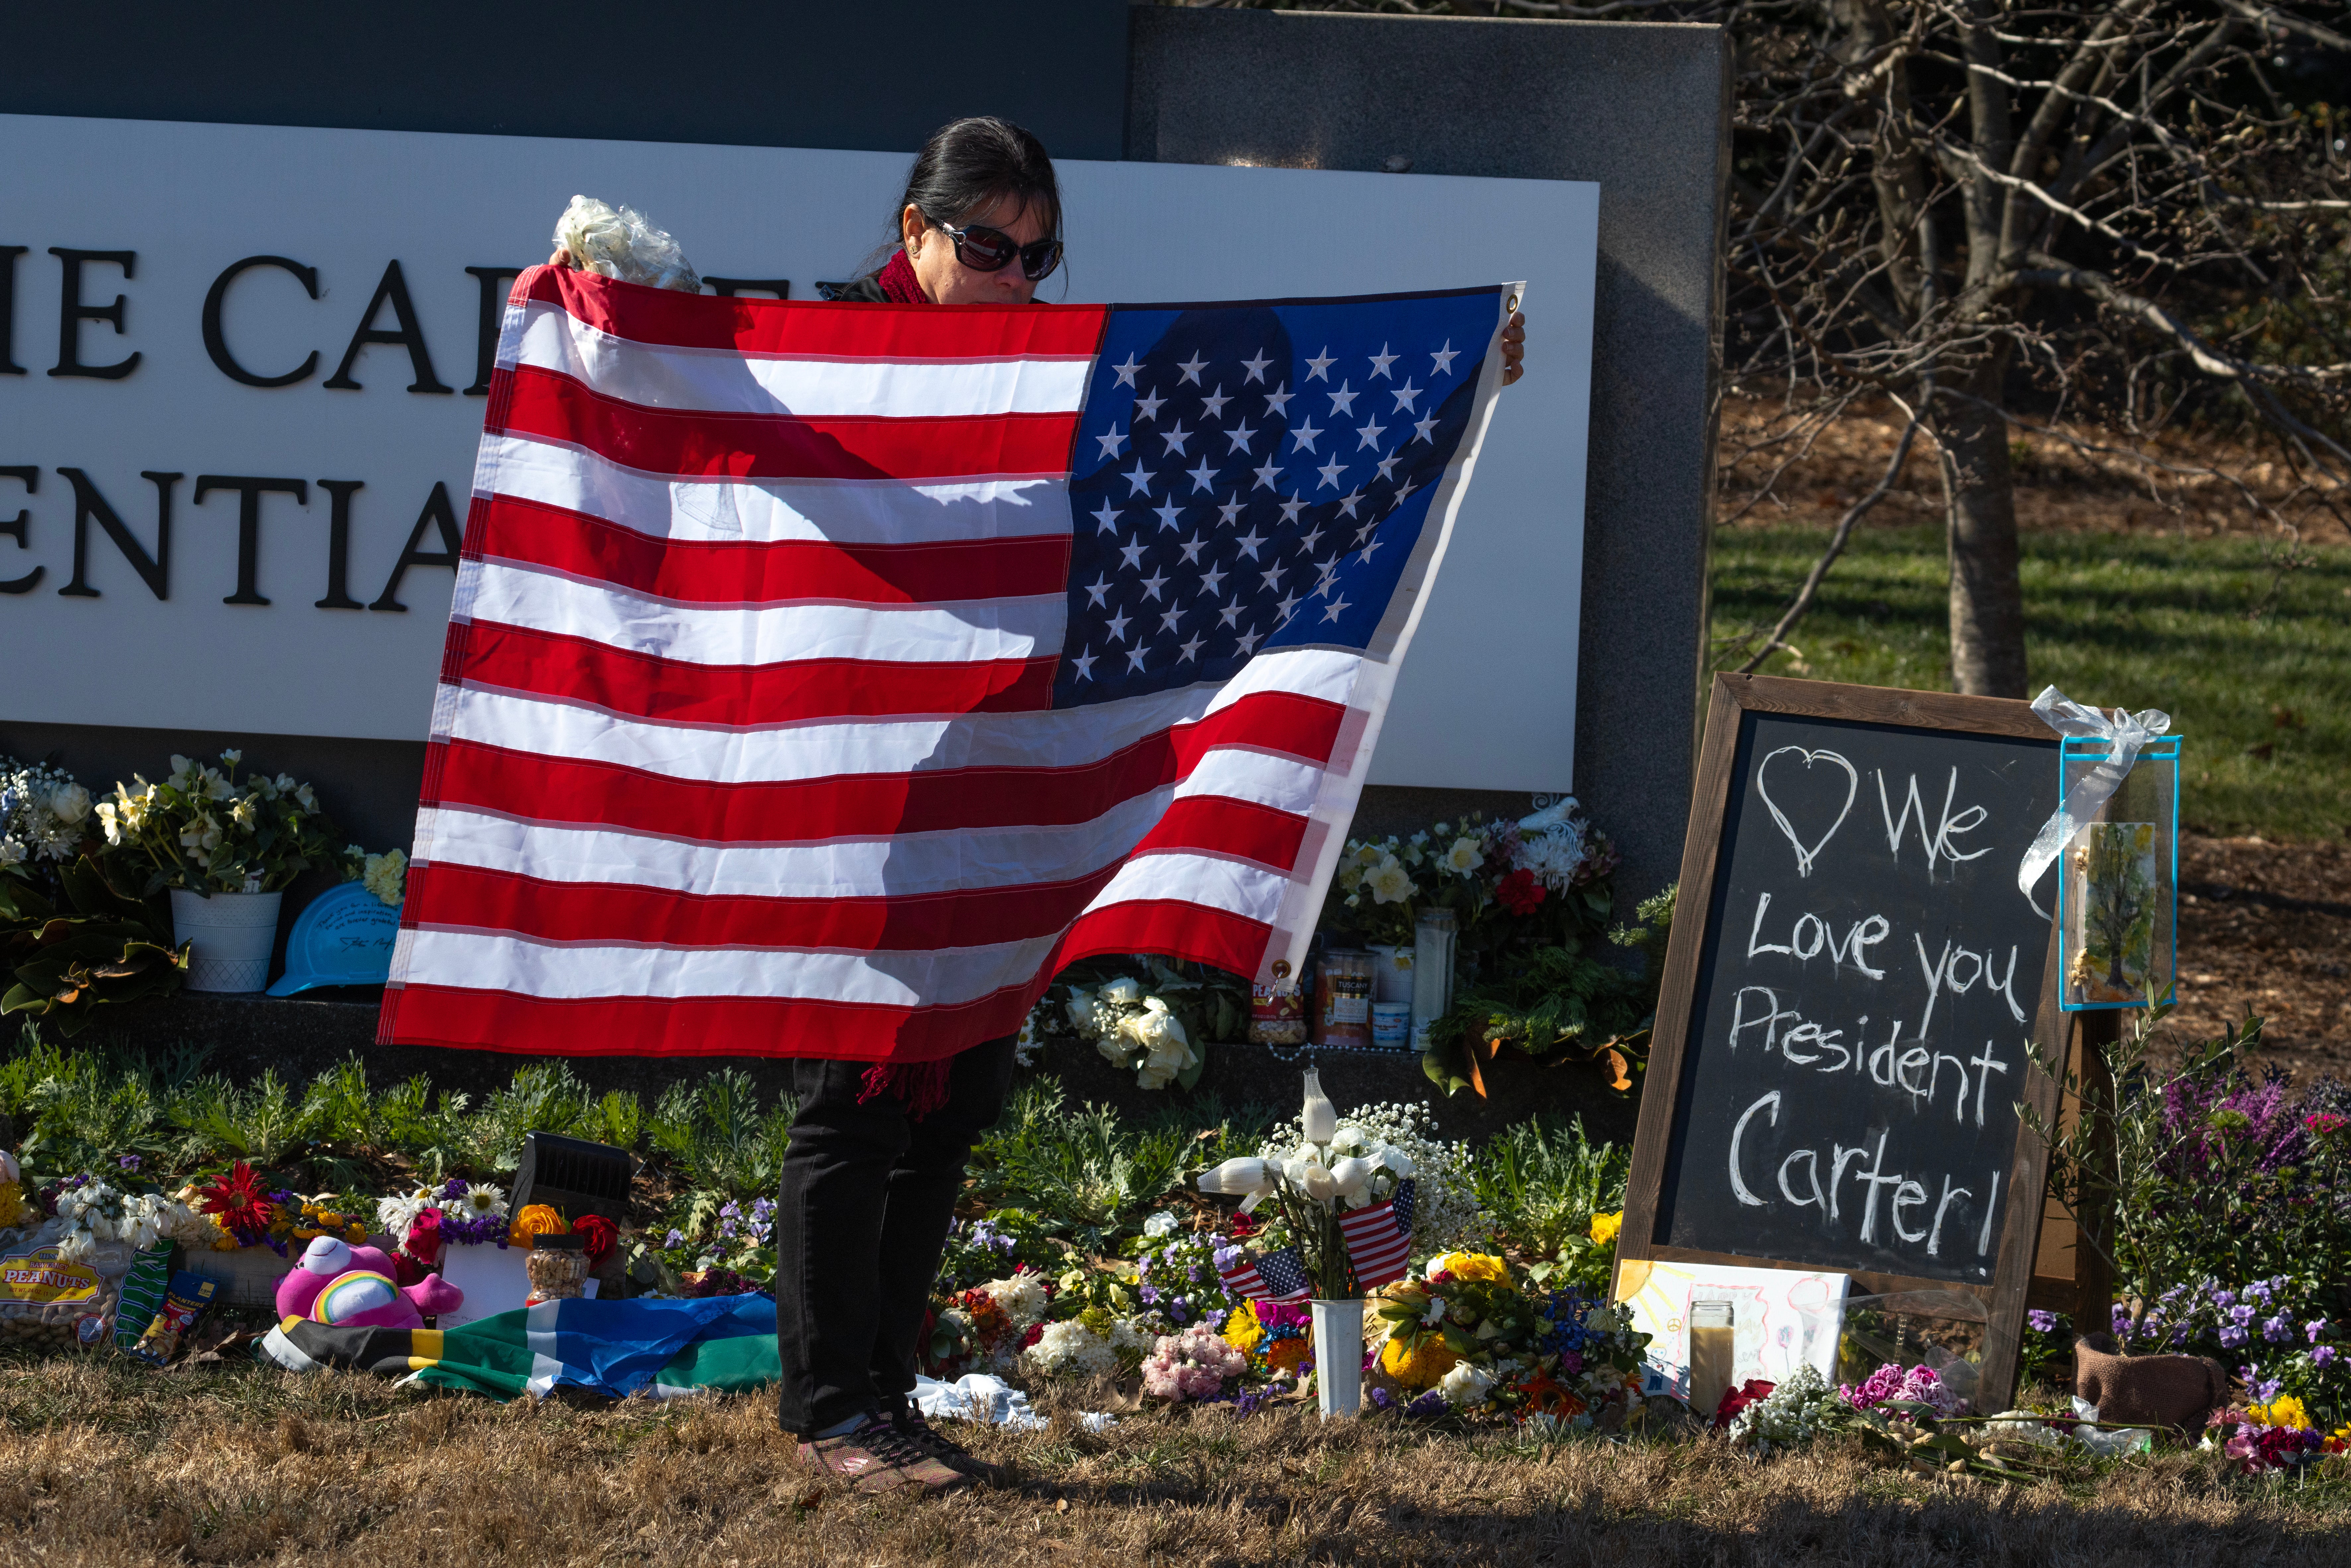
[550,114,1526,1496]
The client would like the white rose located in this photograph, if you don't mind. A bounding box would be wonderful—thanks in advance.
[47,783,90,825]
[1063,984,1097,1033]
[1099,976,1144,1007]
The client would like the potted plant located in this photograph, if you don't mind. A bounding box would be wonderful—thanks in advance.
[94,751,351,993]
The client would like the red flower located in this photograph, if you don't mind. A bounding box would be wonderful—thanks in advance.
[1228,1211,1260,1240]
[1022,1322,1045,1350]
[574,1213,618,1267]
[1713,1378,1776,1430]
[197,1161,274,1241]
[1496,869,1546,915]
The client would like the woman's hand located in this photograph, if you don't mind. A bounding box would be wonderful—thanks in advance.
[546,248,574,268]
[1501,310,1526,386]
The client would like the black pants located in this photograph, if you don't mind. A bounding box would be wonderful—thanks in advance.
[772,1037,1019,1437]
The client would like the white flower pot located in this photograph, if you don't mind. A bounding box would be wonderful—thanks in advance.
[1312,1298,1366,1419]
[170,888,283,993]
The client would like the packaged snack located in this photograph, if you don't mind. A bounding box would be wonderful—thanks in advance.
[126,1272,220,1367]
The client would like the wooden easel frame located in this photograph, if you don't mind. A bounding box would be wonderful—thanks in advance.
[1614,674,2067,1410]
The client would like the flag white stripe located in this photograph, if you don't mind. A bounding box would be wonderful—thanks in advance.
[508,301,1095,419]
[413,755,1319,895]
[440,681,1220,781]
[399,925,1060,1008]
[476,433,1074,547]
[457,559,1068,666]
[1076,852,1291,926]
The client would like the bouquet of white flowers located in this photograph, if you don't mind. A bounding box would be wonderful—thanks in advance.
[0,758,93,873]
[1198,1069,1419,1299]
[1065,975,1202,1091]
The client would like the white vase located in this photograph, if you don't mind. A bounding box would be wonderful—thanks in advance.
[1311,1298,1366,1419]
[170,888,283,993]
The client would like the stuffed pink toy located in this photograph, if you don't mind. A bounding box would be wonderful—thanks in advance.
[275,1236,463,1329]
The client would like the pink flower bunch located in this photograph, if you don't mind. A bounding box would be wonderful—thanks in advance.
[2221,1420,2329,1474]
[1840,1363,1966,1418]
[1141,1325,1248,1401]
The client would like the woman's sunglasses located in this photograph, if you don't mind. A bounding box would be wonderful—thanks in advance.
[935,219,1063,282]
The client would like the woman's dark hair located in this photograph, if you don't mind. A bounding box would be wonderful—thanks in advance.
[892,116,1060,248]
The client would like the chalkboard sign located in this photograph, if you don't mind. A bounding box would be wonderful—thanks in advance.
[1619,676,2069,1408]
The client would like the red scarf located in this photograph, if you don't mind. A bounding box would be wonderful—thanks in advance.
[876,248,927,304]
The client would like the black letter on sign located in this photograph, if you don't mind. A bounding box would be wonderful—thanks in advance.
[705,278,792,300]
[48,249,140,380]
[316,479,364,609]
[202,255,321,387]
[324,260,451,393]
[56,468,177,599]
[370,481,465,611]
[0,247,25,375]
[194,476,309,606]
[462,266,524,396]
[0,466,39,594]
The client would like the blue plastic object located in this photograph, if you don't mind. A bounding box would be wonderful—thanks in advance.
[265,881,402,995]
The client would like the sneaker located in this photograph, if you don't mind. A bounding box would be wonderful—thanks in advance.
[892,1403,1010,1484]
[798,1412,970,1495]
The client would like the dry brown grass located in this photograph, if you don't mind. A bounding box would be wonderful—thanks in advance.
[5,1354,2350,1566]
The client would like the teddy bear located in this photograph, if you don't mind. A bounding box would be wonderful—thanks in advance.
[275,1235,463,1330]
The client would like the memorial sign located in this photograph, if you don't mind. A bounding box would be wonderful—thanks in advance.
[1618,674,2068,1405]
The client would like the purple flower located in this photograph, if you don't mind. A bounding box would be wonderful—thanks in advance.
[116,1155,141,1172]
[2246,1279,2276,1304]
[2221,1325,2250,1348]
[1370,1387,1397,1412]
[1138,1285,1160,1305]
[2215,1291,2238,1308]
[664,1229,685,1248]
[1205,1308,1228,1331]
[719,1202,740,1220]
[2308,1319,2330,1344]
[2254,1376,2284,1403]
[2315,1346,2339,1369]
[1213,1246,1243,1269]
[1405,1391,1448,1419]
[1170,1302,1188,1324]
[719,1219,737,1238]
[2263,1314,2295,1344]
[2028,1309,2057,1333]
[2230,1304,2256,1327]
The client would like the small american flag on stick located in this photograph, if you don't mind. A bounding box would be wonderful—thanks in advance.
[1218,1244,1314,1304]
[1336,1178,1417,1291]
[380,267,1513,1063]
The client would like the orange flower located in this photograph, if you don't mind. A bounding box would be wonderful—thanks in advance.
[509,1204,570,1246]
[1516,1371,1586,1419]
[1265,1338,1313,1376]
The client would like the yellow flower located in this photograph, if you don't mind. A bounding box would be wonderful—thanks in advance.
[1428,1252,1511,1284]
[1380,1334,1460,1389]
[2250,1393,2311,1430]
[1223,1300,1264,1356]
[1589,1211,1624,1247]
[510,1204,570,1246]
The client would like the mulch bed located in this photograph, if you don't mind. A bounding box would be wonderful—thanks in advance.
[2163,835,2351,1086]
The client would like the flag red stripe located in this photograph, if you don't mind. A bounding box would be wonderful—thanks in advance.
[404,858,1127,950]
[1053,898,1273,980]
[469,492,1071,606]
[378,980,1041,1061]
[1126,795,1307,870]
[452,622,1059,724]
[499,365,1082,482]
[429,693,1343,839]
[512,265,1109,360]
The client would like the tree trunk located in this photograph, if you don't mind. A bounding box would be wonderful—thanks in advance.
[1933,361,2029,697]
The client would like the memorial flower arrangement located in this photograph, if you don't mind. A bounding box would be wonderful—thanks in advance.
[2203,1394,2347,1473]
[1369,1253,1655,1424]
[1841,1362,1969,1419]
[927,1268,1057,1376]
[47,1175,221,1261]
[1727,1363,1849,1454]
[1322,803,1623,954]
[1141,1323,1250,1401]
[1242,1088,1485,1257]
[0,758,94,877]
[95,751,349,895]
[1034,959,1248,1088]
[1199,1070,1424,1299]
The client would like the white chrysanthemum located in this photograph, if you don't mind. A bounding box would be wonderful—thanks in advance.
[553,194,702,293]
[377,1188,435,1242]
[363,849,408,907]
[1027,1319,1118,1378]
[1511,818,1591,891]
[981,1273,1051,1327]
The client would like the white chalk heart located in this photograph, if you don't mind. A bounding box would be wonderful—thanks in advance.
[1755,746,1858,878]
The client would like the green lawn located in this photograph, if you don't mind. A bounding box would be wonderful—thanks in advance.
[1709,526,2351,839]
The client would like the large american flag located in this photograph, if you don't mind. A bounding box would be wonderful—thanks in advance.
[380,266,1513,1062]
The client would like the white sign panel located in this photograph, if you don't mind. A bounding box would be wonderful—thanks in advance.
[0,114,1594,791]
